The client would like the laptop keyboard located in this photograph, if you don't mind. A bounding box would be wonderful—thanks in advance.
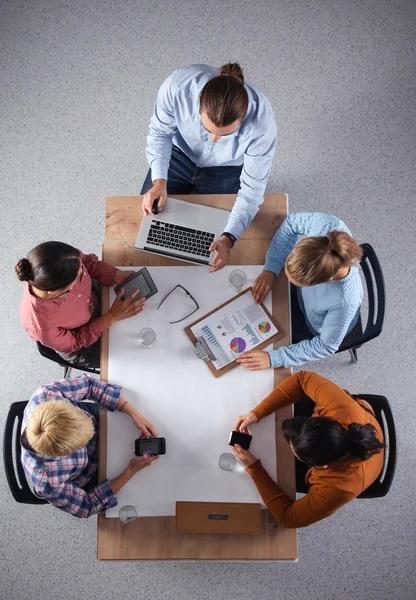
[146,222,215,258]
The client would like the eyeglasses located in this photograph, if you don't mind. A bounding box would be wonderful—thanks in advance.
[157,284,199,324]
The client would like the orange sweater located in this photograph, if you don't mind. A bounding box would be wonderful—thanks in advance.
[246,371,384,528]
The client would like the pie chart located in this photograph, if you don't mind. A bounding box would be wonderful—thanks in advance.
[230,337,246,353]
[258,321,271,333]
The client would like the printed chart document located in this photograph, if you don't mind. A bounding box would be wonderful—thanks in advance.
[190,290,278,370]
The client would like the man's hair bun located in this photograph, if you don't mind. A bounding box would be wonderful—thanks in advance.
[219,62,244,84]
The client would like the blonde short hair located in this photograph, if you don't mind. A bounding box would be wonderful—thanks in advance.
[285,230,362,286]
[26,401,94,456]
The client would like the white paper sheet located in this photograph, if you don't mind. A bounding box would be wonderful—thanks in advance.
[106,266,277,518]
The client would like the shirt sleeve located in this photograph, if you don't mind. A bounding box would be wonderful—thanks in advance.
[267,302,359,368]
[40,374,121,411]
[34,315,105,354]
[80,252,117,287]
[145,72,178,181]
[224,123,277,239]
[246,460,355,528]
[251,370,354,421]
[45,479,117,518]
[264,212,352,276]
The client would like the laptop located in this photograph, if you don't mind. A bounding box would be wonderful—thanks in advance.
[134,197,230,265]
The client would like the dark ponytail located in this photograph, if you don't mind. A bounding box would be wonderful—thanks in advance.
[282,416,384,467]
[15,241,81,291]
[345,422,385,460]
[199,62,248,127]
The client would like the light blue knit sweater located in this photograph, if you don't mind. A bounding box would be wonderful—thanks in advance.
[264,212,363,368]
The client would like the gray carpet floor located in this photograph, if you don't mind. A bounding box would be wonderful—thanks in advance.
[1,1,415,599]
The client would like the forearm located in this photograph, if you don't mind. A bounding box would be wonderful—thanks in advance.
[224,194,261,240]
[267,336,339,369]
[251,371,307,420]
[109,465,136,496]
[115,396,134,417]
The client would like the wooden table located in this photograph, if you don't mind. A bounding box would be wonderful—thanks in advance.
[98,194,297,560]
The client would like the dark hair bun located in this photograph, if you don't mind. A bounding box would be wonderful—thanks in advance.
[15,258,33,282]
[219,62,244,84]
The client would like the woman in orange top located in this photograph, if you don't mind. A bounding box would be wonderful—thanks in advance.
[233,371,385,528]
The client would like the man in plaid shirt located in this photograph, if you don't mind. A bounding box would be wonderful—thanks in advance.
[21,375,160,518]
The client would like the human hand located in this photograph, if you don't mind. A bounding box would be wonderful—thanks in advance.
[234,411,258,432]
[208,235,232,273]
[237,350,271,371]
[142,179,167,216]
[128,454,159,474]
[232,444,258,468]
[131,410,158,438]
[113,270,137,286]
[102,289,145,327]
[252,270,276,304]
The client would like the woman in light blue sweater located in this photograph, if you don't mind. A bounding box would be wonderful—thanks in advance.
[238,212,363,370]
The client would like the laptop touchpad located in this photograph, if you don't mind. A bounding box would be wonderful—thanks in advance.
[173,203,201,226]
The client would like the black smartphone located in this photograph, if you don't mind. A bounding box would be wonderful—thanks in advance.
[114,267,158,302]
[228,430,252,450]
[135,437,166,456]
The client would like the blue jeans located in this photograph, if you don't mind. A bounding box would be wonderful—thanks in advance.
[141,145,243,195]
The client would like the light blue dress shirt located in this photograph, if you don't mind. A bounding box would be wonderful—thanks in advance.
[145,64,277,239]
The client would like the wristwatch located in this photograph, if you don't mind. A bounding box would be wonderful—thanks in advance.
[221,232,237,248]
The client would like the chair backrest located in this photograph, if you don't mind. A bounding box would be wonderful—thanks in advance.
[353,394,397,498]
[358,243,386,345]
[3,401,47,504]
[36,342,100,375]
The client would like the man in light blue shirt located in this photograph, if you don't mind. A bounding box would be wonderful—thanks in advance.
[141,63,277,272]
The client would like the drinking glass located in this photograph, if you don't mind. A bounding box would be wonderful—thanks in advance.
[229,269,247,292]
[119,505,137,524]
[138,327,157,349]
[218,453,237,471]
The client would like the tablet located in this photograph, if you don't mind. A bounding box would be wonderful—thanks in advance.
[114,267,158,301]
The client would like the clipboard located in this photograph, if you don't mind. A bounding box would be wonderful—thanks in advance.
[184,287,283,378]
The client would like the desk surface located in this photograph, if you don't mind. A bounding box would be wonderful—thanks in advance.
[98,194,298,560]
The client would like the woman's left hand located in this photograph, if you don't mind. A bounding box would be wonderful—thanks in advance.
[237,350,271,370]
[232,444,258,467]
[113,270,137,286]
[131,410,158,438]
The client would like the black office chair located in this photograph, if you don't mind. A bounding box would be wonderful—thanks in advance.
[3,401,48,504]
[294,394,397,498]
[291,243,386,363]
[36,342,100,378]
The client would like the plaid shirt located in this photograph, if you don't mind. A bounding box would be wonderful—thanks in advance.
[21,375,121,518]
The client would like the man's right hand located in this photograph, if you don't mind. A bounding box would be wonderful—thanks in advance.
[102,289,146,328]
[142,179,167,215]
[129,453,159,474]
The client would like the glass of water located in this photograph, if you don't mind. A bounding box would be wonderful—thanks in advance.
[138,327,157,349]
[229,269,247,292]
[218,452,237,471]
[119,505,137,524]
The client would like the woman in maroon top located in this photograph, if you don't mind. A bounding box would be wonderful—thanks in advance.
[16,241,144,367]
